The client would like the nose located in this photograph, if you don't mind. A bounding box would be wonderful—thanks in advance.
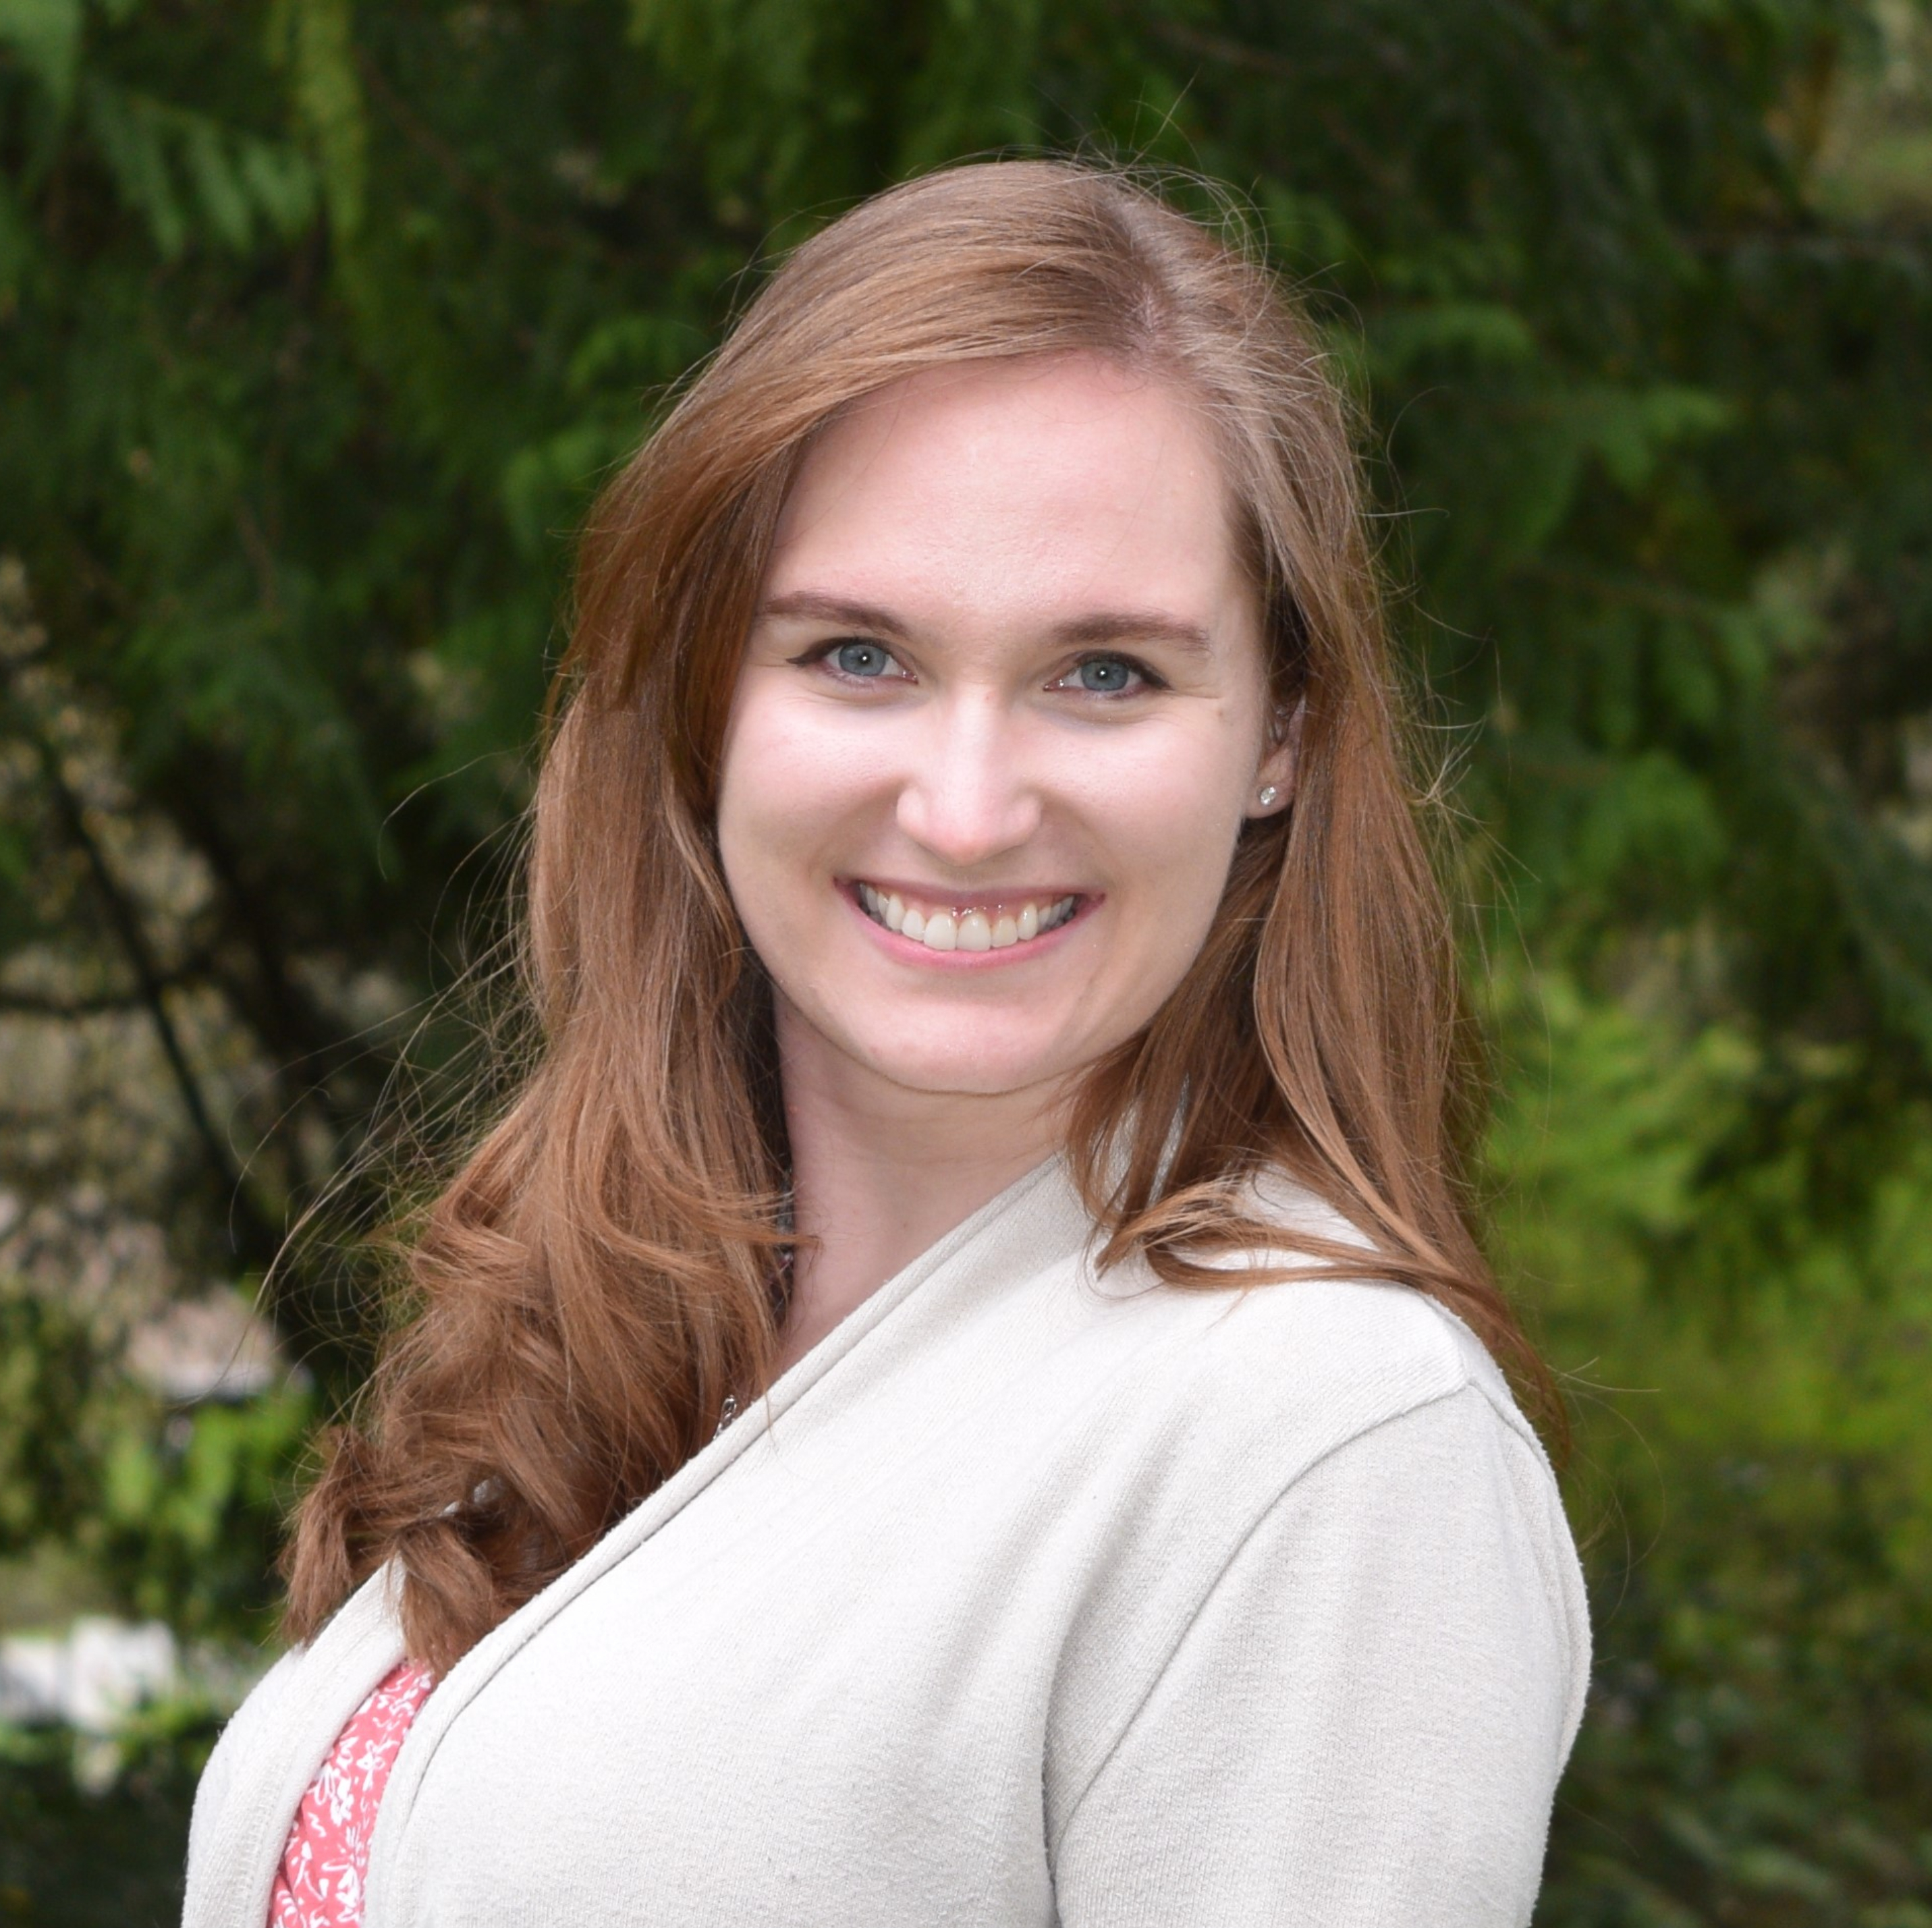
[894,690,1043,871]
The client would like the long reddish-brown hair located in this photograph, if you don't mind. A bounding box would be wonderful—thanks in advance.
[285,158,1551,1673]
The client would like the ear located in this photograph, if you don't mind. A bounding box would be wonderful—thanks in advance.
[1246,698,1305,819]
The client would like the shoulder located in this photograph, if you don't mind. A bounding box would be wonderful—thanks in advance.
[1052,1167,1574,1657]
[1044,1179,1589,1847]
[1083,1165,1539,1489]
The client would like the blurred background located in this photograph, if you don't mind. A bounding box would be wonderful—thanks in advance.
[1,0,1929,1920]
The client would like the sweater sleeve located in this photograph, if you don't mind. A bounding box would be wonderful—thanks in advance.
[1049,1383,1590,1928]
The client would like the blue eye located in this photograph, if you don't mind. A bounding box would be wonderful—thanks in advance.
[1076,656,1137,693]
[833,640,892,678]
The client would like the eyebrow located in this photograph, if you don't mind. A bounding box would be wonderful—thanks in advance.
[757,590,1213,655]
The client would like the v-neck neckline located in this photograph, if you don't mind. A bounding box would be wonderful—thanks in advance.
[359,1151,1074,1922]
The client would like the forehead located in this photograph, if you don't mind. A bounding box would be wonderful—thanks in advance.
[765,355,1248,634]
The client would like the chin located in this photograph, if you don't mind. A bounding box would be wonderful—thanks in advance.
[852,1025,1085,1099]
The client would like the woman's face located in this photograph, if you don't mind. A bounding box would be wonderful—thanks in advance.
[717,354,1294,1111]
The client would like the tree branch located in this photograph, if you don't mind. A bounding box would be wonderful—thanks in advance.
[0,968,208,1016]
[22,724,281,1267]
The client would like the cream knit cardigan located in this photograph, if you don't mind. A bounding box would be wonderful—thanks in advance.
[186,1159,1590,1927]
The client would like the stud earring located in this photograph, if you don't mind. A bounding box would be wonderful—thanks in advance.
[1257,784,1280,808]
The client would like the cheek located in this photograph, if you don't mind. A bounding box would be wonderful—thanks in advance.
[715,685,877,922]
[1071,729,1253,1020]
[1125,825,1243,988]
[1085,720,1252,893]
[715,692,798,921]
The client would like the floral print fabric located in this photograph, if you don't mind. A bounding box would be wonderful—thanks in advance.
[268,1661,435,1928]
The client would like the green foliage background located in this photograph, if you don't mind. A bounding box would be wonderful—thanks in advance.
[2,0,1930,1920]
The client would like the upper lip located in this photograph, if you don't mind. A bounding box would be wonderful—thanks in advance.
[848,876,1089,905]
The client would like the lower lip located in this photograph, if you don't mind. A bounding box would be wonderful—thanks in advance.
[841,883,1099,968]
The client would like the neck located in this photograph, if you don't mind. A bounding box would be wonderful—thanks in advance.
[771,1000,1066,1375]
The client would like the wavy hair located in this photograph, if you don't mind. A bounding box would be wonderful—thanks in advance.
[284,158,1552,1674]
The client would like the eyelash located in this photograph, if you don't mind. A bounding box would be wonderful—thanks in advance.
[793,638,911,684]
[794,639,1167,696]
[1055,653,1167,696]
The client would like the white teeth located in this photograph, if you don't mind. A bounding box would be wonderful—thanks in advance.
[856,885,1080,951]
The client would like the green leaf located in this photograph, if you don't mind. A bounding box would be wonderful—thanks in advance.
[1369,300,1539,377]
[180,117,255,252]
[81,80,186,258]
[269,0,366,240]
[0,0,82,115]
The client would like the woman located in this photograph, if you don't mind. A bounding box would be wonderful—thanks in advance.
[186,159,1589,1927]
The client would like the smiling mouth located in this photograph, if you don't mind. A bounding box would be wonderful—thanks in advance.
[854,881,1083,954]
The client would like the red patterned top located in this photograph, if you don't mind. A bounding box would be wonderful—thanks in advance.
[268,1661,435,1928]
